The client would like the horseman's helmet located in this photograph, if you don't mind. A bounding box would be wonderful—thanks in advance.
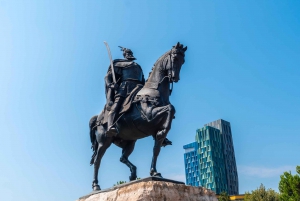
[118,46,136,60]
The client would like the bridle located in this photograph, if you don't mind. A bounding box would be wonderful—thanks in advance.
[157,53,175,95]
[167,54,174,95]
[144,52,176,96]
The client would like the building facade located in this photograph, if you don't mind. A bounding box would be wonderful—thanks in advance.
[196,126,228,193]
[205,119,239,195]
[183,119,239,195]
[183,142,200,186]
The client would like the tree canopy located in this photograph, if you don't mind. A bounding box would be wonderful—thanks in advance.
[279,166,300,201]
[218,191,230,201]
[244,184,280,201]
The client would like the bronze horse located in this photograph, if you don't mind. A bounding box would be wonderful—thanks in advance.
[89,42,187,190]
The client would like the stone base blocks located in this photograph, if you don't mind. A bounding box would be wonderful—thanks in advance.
[78,177,217,201]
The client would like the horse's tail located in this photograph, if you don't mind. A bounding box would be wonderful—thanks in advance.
[89,115,98,165]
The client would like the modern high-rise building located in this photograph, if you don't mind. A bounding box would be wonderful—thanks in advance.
[183,142,200,186]
[183,119,239,195]
[196,126,228,193]
[205,119,239,195]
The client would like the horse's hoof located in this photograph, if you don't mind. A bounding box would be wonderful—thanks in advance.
[153,172,162,178]
[150,169,163,178]
[129,174,137,181]
[161,138,172,147]
[93,184,101,191]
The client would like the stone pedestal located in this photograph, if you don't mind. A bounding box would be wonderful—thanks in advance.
[78,177,217,201]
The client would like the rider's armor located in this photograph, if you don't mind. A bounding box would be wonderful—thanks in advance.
[112,59,144,97]
[119,62,144,82]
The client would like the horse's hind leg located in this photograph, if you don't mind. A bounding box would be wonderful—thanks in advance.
[119,140,137,181]
[92,126,113,191]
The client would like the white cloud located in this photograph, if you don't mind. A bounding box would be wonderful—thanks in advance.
[238,165,295,178]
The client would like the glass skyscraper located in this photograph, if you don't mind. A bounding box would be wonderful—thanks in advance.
[205,119,239,195]
[183,119,239,195]
[183,142,200,186]
[196,126,228,193]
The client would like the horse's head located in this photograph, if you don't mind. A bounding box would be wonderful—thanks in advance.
[166,42,187,83]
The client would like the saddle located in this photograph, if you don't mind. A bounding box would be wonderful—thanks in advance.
[99,84,143,126]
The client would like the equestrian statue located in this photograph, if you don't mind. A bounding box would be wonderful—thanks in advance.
[89,42,187,191]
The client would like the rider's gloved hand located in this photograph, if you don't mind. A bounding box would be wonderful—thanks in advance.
[108,83,119,90]
[106,100,114,111]
[108,101,113,106]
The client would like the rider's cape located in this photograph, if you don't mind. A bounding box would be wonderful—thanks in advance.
[119,84,143,114]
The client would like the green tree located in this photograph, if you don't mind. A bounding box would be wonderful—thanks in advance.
[279,166,300,201]
[113,181,127,186]
[218,191,230,201]
[244,192,251,200]
[244,184,280,201]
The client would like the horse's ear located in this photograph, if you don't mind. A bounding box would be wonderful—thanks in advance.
[175,42,180,48]
[183,46,187,52]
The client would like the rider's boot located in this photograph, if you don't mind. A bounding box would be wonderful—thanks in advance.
[106,111,119,137]
[106,96,124,137]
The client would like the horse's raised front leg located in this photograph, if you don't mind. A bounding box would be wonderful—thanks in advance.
[150,104,175,177]
[119,140,137,181]
[92,125,112,191]
[152,104,175,134]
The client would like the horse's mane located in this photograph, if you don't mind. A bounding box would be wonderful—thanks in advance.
[146,50,171,81]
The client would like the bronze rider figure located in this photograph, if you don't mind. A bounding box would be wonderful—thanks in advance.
[105,46,145,136]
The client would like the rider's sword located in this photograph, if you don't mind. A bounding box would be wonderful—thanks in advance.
[103,41,116,83]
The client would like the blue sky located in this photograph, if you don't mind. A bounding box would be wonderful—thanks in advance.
[1,0,299,200]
